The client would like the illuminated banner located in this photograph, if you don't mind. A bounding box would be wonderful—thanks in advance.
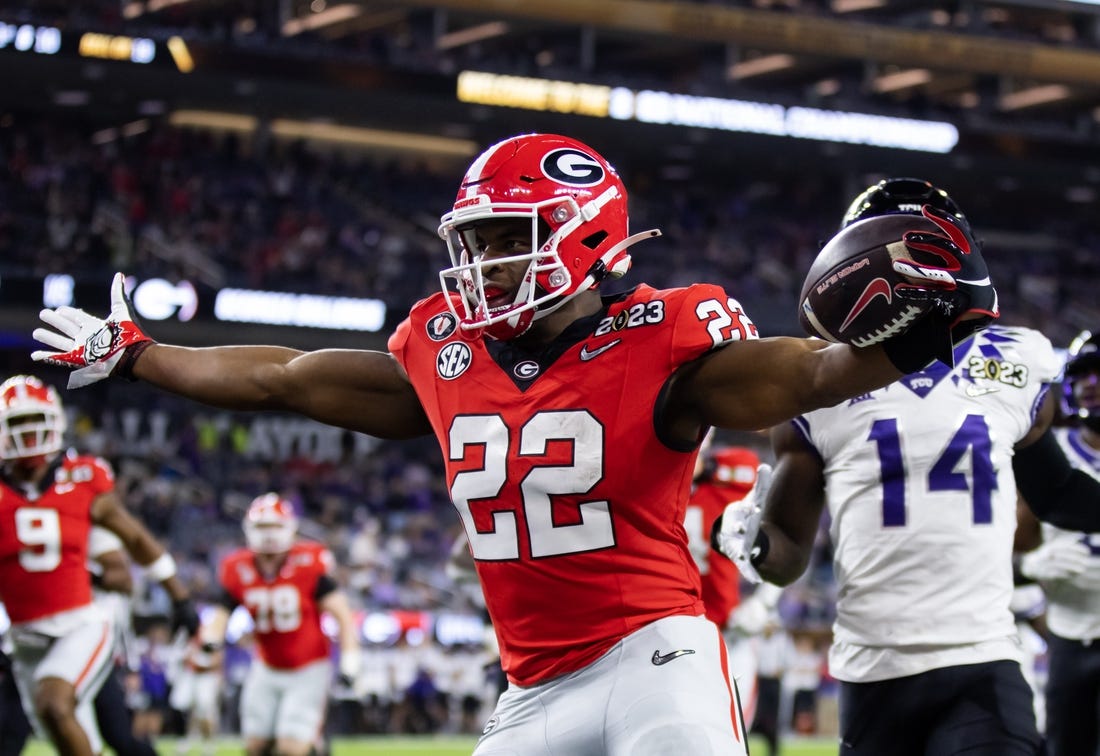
[457,70,959,153]
[4,274,386,333]
[0,20,193,72]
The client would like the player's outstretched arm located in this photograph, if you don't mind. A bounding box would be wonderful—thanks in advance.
[32,273,431,439]
[133,343,431,439]
[671,336,901,438]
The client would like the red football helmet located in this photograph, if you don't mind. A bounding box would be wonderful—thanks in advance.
[243,493,299,554]
[0,375,66,462]
[708,447,760,493]
[437,133,659,340]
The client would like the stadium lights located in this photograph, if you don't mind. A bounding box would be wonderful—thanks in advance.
[872,68,933,94]
[456,70,959,153]
[437,21,511,51]
[268,119,478,156]
[166,110,476,157]
[831,0,886,11]
[727,54,796,80]
[999,84,1071,111]
[169,109,258,132]
[282,5,362,36]
[214,288,387,332]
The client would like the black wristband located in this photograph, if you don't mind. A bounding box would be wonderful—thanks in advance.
[749,529,770,568]
[114,340,154,382]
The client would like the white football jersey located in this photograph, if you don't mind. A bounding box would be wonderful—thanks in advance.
[793,326,1061,682]
[1039,427,1100,641]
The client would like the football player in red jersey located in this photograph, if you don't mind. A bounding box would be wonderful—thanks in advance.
[685,440,783,729]
[0,375,198,756]
[198,493,360,756]
[33,133,997,754]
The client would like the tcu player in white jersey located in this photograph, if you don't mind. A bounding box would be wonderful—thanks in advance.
[716,180,1100,755]
[0,375,199,755]
[1017,330,1100,755]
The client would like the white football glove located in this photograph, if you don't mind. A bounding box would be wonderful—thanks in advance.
[729,582,783,636]
[337,646,366,697]
[1019,539,1092,584]
[31,273,152,389]
[713,463,773,585]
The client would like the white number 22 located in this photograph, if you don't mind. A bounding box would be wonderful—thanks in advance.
[449,411,614,560]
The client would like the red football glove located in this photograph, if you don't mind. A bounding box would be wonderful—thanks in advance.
[880,205,999,373]
[892,204,1000,338]
[31,273,153,388]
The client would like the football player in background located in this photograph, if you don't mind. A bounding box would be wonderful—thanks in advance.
[0,529,169,756]
[0,375,198,756]
[1016,330,1100,755]
[684,437,782,727]
[33,133,997,755]
[198,493,360,756]
[169,634,223,756]
[716,179,1100,755]
[87,525,161,756]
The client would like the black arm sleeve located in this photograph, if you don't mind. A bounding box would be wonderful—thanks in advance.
[214,589,238,612]
[313,573,339,602]
[1014,428,1100,532]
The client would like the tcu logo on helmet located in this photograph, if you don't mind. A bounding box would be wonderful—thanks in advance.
[437,342,472,380]
[541,148,605,187]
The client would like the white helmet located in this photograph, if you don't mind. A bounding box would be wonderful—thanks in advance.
[243,493,298,554]
[0,375,66,462]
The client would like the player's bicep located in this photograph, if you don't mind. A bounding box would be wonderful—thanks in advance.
[680,338,826,431]
[682,336,897,433]
[90,492,143,545]
[280,349,431,438]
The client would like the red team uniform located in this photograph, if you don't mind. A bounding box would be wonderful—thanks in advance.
[0,455,114,623]
[689,458,758,629]
[391,282,757,684]
[686,446,764,725]
[0,452,119,753]
[218,540,335,670]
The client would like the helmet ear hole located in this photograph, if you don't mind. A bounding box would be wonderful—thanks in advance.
[581,230,608,250]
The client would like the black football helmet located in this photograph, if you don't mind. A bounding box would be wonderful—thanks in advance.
[1062,330,1100,429]
[841,177,972,238]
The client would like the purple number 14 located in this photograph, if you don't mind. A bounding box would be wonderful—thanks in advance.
[869,414,996,527]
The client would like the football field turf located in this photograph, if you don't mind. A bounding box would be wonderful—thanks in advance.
[21,734,837,755]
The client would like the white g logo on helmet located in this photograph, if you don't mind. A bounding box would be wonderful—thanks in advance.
[541,148,605,187]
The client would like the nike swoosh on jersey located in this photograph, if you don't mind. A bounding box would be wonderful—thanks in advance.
[956,277,991,286]
[651,648,696,666]
[965,384,1000,397]
[579,339,622,362]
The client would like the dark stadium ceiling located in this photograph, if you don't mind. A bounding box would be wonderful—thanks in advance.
[7,0,1100,182]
